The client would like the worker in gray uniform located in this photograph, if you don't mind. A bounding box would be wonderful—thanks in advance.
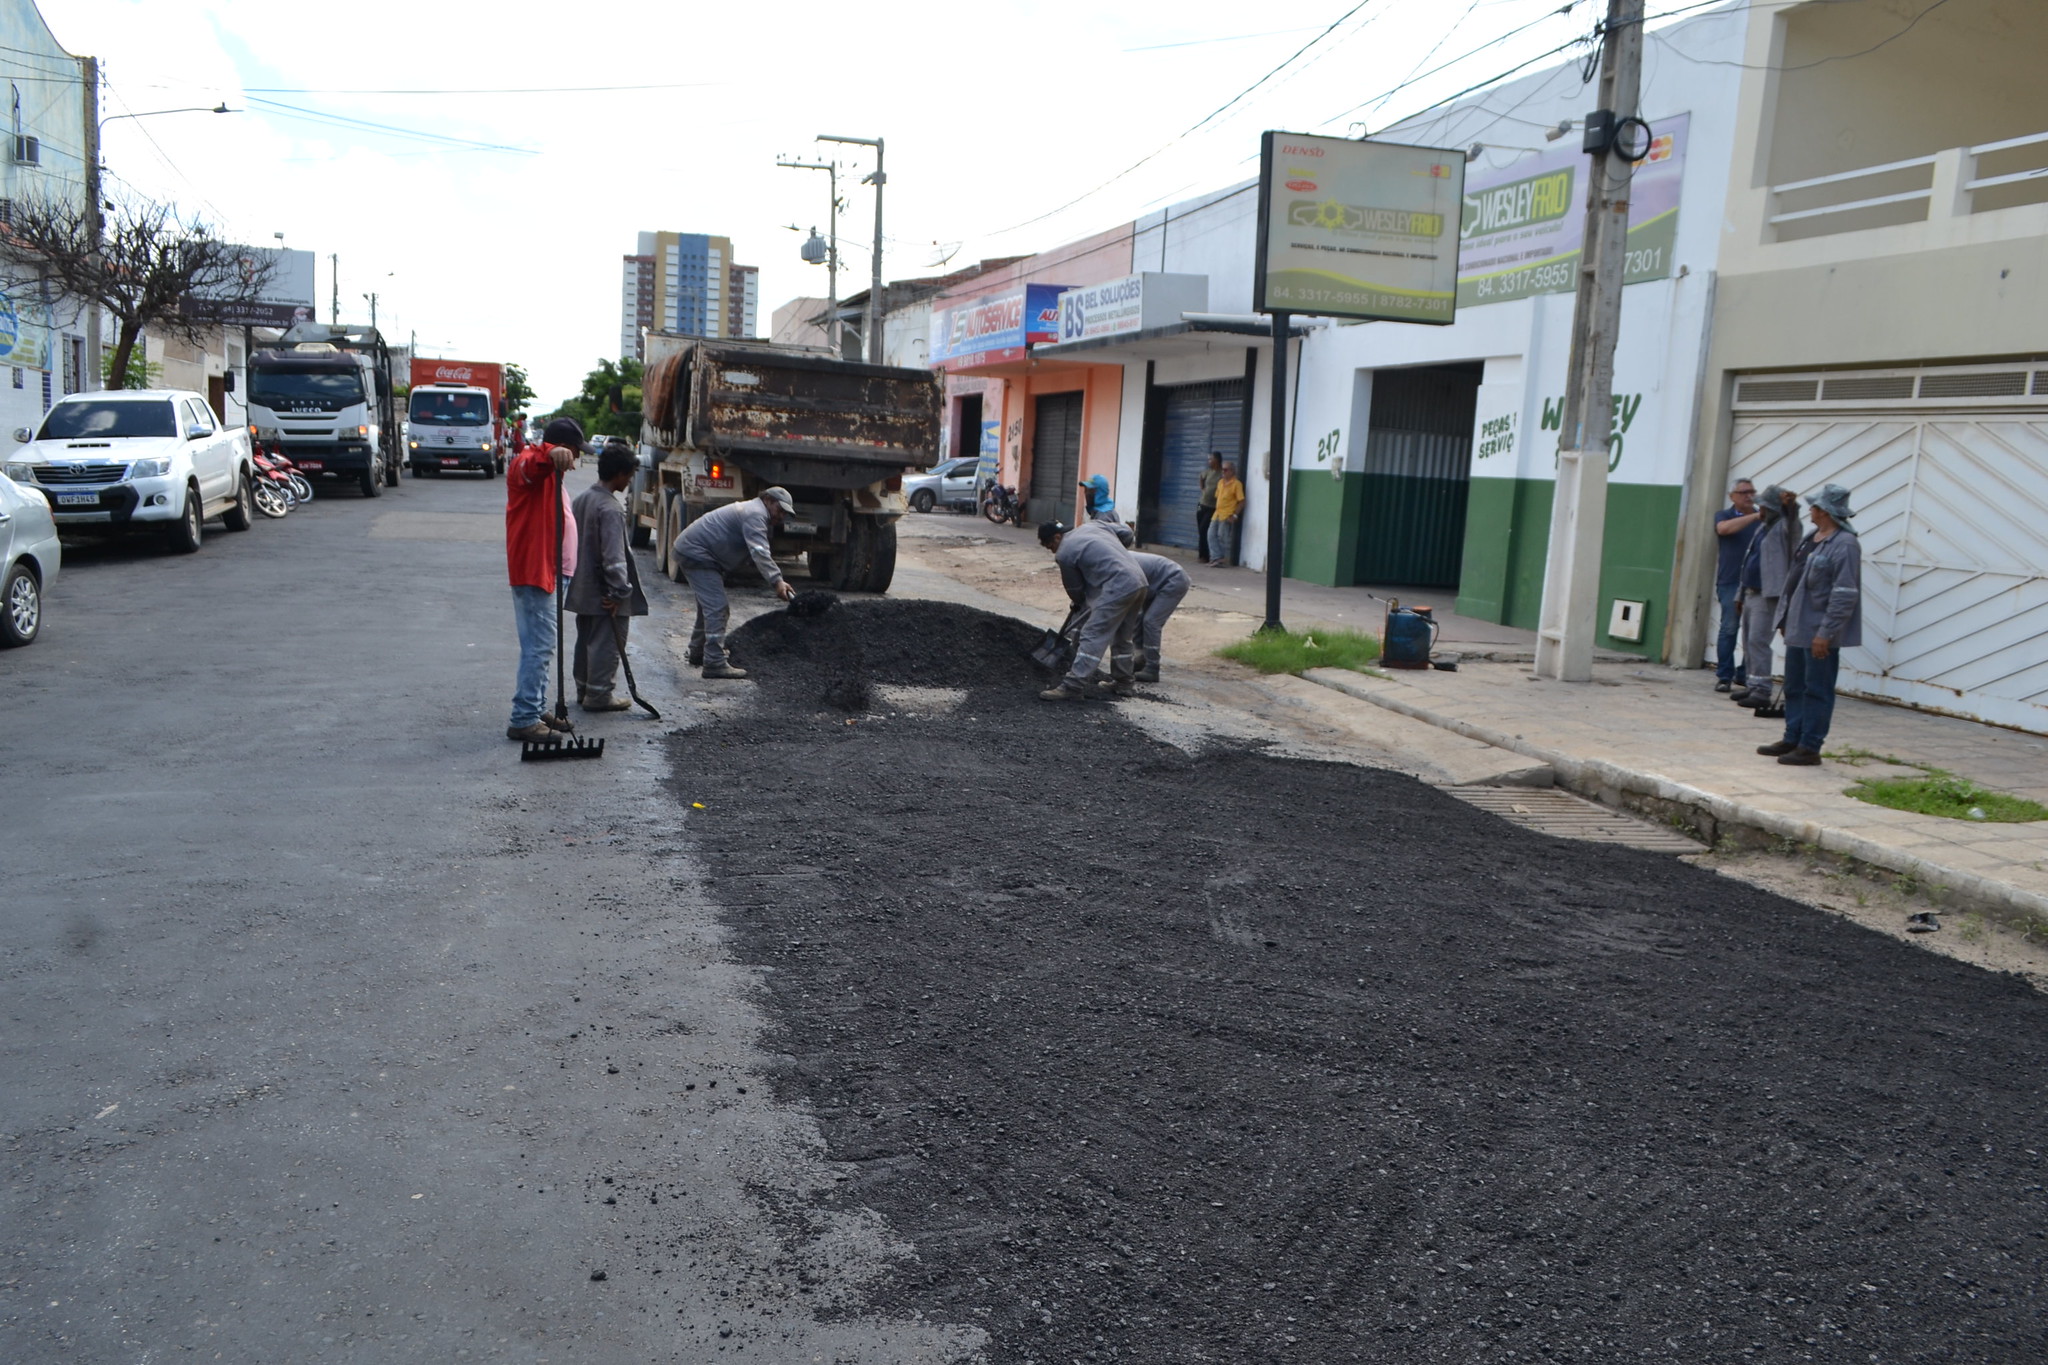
[1037,519,1146,701]
[1128,550,1190,683]
[672,486,798,679]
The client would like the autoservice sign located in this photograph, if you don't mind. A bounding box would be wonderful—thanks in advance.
[929,282,1069,367]
[1254,132,1466,325]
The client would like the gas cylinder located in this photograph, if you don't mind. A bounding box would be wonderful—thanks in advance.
[1381,602,1438,670]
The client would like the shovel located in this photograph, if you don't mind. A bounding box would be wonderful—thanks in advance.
[1030,605,1085,673]
[609,611,661,719]
[524,465,605,762]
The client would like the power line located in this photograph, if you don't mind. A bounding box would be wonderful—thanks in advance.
[243,96,536,154]
[1647,0,1956,69]
[241,80,726,96]
[978,0,1385,241]
[1317,1,1586,130]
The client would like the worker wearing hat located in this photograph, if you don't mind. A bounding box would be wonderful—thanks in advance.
[1760,483,1862,766]
[1037,518,1146,700]
[671,486,798,679]
[1080,473,1134,547]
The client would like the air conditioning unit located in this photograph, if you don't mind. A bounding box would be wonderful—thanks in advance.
[13,135,39,165]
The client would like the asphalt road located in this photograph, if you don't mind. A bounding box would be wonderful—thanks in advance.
[1,472,973,1364]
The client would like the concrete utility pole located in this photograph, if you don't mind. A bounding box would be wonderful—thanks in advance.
[79,56,101,391]
[817,134,884,364]
[777,157,841,355]
[330,254,339,325]
[1535,0,1645,682]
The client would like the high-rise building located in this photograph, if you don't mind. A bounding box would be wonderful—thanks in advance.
[726,264,759,339]
[620,254,655,360]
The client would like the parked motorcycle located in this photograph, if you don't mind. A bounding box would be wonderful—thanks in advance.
[980,481,1023,526]
[249,444,296,518]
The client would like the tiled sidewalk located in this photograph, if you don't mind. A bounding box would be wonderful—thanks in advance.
[1305,660,2048,919]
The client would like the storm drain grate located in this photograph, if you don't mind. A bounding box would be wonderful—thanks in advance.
[1450,786,1705,853]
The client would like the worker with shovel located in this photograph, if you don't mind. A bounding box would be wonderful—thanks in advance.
[568,440,650,712]
[672,486,798,679]
[1128,550,1190,684]
[1038,519,1146,701]
[504,417,583,745]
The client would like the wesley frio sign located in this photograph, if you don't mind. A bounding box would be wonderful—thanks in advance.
[1253,131,1466,325]
[1457,112,1690,308]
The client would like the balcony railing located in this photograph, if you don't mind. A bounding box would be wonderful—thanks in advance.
[1764,129,2048,241]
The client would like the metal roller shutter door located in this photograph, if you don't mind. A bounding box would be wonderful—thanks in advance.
[1156,380,1244,551]
[1027,391,1084,525]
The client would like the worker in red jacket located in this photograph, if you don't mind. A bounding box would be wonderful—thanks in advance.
[505,417,583,743]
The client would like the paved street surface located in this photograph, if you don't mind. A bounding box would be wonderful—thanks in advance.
[6,483,2047,1364]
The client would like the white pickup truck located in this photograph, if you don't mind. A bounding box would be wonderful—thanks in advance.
[3,389,255,553]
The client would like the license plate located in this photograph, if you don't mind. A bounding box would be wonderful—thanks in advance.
[441,457,465,465]
[298,461,324,470]
[56,492,99,506]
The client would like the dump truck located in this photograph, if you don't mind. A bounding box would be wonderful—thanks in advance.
[247,323,402,495]
[634,334,941,593]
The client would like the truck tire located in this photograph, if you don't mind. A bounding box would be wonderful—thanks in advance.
[806,550,835,582]
[359,464,382,498]
[222,469,254,531]
[831,518,873,592]
[384,451,400,487]
[666,497,691,584]
[165,483,204,554]
[863,522,897,593]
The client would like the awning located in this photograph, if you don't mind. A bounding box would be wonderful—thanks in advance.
[1027,313,1319,364]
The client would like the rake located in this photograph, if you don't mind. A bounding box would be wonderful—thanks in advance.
[524,464,607,762]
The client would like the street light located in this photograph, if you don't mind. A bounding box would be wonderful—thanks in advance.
[100,102,235,130]
[777,156,842,356]
[816,134,884,365]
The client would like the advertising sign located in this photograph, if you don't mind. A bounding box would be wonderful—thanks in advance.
[1457,113,1688,308]
[1254,132,1466,325]
[1053,272,1209,344]
[411,358,504,396]
[929,282,1069,366]
[181,245,318,327]
[0,285,53,370]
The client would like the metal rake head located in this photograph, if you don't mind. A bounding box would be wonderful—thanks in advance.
[520,735,606,762]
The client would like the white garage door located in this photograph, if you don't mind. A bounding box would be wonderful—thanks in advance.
[1731,363,2048,735]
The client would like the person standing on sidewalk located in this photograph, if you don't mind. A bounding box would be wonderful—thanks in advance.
[1732,485,1800,708]
[504,417,583,744]
[1195,453,1222,553]
[567,441,650,712]
[672,486,798,679]
[1712,479,1763,692]
[1760,484,1862,767]
[1207,461,1245,567]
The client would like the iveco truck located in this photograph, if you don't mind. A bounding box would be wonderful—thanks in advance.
[246,322,401,497]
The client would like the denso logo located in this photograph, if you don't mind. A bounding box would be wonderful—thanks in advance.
[1280,144,1325,157]
[433,364,474,382]
[1286,179,1317,192]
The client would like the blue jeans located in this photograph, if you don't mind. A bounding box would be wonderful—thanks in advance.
[1781,644,1841,753]
[1207,517,1238,565]
[510,585,557,727]
[1715,582,1745,683]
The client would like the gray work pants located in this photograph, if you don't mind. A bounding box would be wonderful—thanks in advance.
[1139,577,1189,662]
[682,563,731,668]
[573,612,628,701]
[1065,585,1145,688]
[1740,589,1778,691]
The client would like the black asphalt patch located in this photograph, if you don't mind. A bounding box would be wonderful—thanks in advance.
[679,599,2048,1365]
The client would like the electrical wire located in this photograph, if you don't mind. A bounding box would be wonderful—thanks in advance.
[243,96,535,154]
[1648,0,1957,69]
[1316,1,1585,130]
[978,0,1386,240]
[241,80,725,96]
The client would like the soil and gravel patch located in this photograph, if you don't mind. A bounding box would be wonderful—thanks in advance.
[670,598,2048,1365]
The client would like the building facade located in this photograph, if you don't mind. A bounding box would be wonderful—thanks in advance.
[726,263,758,339]
[619,232,758,354]
[619,254,654,360]
[0,1,94,437]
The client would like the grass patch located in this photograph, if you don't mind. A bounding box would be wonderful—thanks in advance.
[1846,770,2048,823]
[1217,627,1382,676]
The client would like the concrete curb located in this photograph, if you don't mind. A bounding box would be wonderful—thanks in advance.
[1302,668,2048,925]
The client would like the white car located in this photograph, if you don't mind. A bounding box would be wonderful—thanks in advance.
[0,466,59,646]
[3,390,256,553]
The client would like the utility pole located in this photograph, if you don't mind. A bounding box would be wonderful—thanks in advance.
[363,293,378,330]
[778,157,841,355]
[818,134,884,364]
[1534,0,1644,682]
[79,55,101,391]
[330,253,339,325]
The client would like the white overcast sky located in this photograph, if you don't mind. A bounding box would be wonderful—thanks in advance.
[42,0,1658,409]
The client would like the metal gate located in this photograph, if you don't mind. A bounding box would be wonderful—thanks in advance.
[1154,380,1245,551]
[1027,390,1084,525]
[1354,365,1478,587]
[1730,362,2048,734]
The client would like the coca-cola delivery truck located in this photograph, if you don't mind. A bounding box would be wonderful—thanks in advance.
[406,358,505,477]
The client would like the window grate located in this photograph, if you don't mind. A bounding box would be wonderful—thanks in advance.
[1735,379,1819,403]
[1917,370,2028,398]
[1821,375,1914,401]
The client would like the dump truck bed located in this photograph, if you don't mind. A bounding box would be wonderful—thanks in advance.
[642,336,940,489]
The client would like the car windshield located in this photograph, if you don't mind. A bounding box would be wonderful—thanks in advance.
[38,400,178,440]
[410,391,491,426]
[250,370,364,408]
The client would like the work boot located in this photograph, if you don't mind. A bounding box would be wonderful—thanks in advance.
[1729,687,1754,703]
[1757,739,1798,756]
[582,695,632,712]
[686,649,703,667]
[507,721,560,743]
[541,712,575,732]
[1096,678,1136,697]
[1777,747,1822,766]
[1038,682,1087,702]
[1714,679,1733,693]
[702,663,749,680]
[1134,664,1161,683]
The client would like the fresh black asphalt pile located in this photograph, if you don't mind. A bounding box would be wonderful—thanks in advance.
[674,599,2048,1364]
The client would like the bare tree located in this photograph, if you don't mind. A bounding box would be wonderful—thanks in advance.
[0,193,275,388]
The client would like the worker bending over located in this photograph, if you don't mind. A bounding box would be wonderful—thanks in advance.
[671,487,798,679]
[1038,519,1146,701]
[1127,550,1189,683]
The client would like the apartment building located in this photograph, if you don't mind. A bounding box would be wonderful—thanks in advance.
[618,232,759,358]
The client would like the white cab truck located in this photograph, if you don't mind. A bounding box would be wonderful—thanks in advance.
[246,323,402,497]
[407,383,498,477]
[635,334,940,593]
